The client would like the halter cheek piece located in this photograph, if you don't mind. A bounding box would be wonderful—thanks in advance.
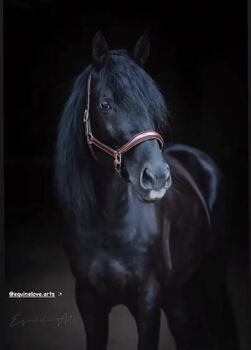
[83,72,164,173]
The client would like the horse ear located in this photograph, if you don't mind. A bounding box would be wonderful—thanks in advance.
[92,31,109,68]
[133,32,150,66]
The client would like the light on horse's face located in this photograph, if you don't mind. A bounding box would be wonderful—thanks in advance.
[89,79,171,202]
[89,43,171,202]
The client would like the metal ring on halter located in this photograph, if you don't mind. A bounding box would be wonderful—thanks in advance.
[83,109,89,122]
[87,133,93,144]
[113,152,122,173]
[83,110,90,137]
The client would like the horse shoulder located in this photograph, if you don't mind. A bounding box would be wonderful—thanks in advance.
[164,143,223,214]
[158,144,224,283]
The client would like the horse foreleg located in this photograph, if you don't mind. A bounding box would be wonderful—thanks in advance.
[75,280,109,350]
[163,286,213,350]
[128,276,161,350]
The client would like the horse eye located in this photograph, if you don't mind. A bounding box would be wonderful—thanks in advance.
[99,100,111,111]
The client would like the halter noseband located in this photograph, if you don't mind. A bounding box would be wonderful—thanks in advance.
[83,72,164,173]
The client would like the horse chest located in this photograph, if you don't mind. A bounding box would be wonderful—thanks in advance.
[88,251,145,293]
[87,241,150,295]
[67,207,158,295]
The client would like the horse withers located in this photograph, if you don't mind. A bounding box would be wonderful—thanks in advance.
[55,32,230,350]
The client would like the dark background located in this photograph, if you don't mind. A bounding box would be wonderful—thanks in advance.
[4,1,248,349]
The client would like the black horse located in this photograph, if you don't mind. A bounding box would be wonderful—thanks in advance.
[55,32,230,350]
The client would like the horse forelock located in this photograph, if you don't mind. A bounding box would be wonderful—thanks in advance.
[97,52,172,135]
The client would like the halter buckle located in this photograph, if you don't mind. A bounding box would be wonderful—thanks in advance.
[83,109,89,122]
[113,152,122,173]
[87,133,93,144]
[83,110,91,137]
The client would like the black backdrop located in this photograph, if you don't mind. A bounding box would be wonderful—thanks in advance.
[4,1,248,348]
[5,1,247,237]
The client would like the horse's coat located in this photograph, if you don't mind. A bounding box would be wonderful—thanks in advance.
[55,32,227,350]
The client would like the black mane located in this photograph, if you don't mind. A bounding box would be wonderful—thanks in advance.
[55,65,94,224]
[55,52,171,226]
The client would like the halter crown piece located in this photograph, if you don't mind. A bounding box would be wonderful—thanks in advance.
[83,72,164,173]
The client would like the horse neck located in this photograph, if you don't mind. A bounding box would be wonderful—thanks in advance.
[90,159,133,223]
[88,157,158,245]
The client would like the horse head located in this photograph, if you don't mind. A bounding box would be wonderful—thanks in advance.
[87,31,172,202]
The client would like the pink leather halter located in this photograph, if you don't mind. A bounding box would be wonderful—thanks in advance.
[83,72,164,173]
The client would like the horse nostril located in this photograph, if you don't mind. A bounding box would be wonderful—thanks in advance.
[140,164,171,191]
[140,168,156,190]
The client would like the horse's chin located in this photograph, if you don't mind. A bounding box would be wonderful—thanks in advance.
[134,187,168,203]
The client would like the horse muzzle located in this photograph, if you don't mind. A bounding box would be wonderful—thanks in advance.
[133,163,172,202]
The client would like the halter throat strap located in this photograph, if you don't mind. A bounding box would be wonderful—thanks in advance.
[83,72,164,173]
